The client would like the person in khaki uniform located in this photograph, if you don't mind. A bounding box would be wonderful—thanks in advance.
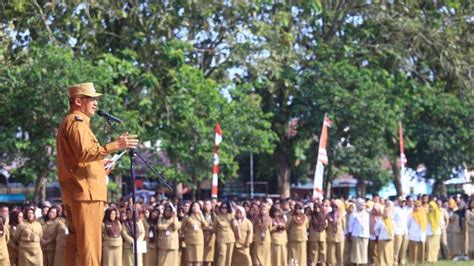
[287,202,309,266]
[102,207,123,266]
[14,207,43,266]
[374,204,395,266]
[269,205,287,266]
[143,208,159,266]
[466,199,474,259]
[343,202,354,265]
[122,207,145,266]
[326,201,345,266]
[8,209,23,266]
[53,208,68,266]
[202,200,216,266]
[231,206,253,266]
[41,206,60,266]
[251,203,272,265]
[214,202,237,266]
[426,201,443,263]
[56,82,138,266]
[0,216,10,266]
[308,203,327,265]
[157,204,181,265]
[181,202,208,265]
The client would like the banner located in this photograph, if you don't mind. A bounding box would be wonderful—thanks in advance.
[313,115,332,199]
[211,122,222,198]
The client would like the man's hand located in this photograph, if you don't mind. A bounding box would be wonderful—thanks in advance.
[117,133,139,150]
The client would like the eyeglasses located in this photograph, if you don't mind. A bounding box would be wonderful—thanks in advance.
[79,96,99,101]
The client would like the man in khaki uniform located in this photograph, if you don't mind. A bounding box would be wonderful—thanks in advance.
[56,82,138,266]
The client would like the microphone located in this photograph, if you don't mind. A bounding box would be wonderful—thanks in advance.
[97,110,123,124]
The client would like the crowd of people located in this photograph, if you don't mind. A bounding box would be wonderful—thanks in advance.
[1,193,474,266]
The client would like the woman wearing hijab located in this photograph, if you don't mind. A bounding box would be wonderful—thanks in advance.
[214,202,237,266]
[181,201,208,266]
[308,203,327,265]
[269,205,287,266]
[327,200,345,266]
[466,199,474,259]
[102,207,123,266]
[426,201,443,263]
[202,200,216,266]
[348,198,370,265]
[143,207,160,266]
[252,203,272,265]
[8,208,23,266]
[407,200,427,264]
[122,206,145,266]
[41,206,59,266]
[374,203,394,266]
[157,204,181,265]
[287,201,309,266]
[52,205,67,266]
[446,197,457,258]
[231,206,253,266]
[369,204,383,265]
[14,207,43,266]
[343,201,354,265]
[452,199,468,259]
[0,216,10,266]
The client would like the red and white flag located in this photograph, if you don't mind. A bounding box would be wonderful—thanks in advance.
[313,115,332,200]
[399,121,407,167]
[211,123,222,198]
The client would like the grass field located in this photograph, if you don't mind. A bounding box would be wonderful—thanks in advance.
[425,261,473,265]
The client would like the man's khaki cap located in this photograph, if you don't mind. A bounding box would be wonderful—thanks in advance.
[68,82,103,98]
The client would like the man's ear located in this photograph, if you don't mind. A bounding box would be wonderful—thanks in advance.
[74,97,82,107]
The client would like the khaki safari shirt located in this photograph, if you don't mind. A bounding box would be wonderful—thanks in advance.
[56,110,119,203]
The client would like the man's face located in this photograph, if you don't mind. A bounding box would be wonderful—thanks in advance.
[76,96,99,117]
[406,198,413,207]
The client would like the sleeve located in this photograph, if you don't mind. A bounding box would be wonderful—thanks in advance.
[348,213,355,234]
[67,121,120,163]
[245,220,254,247]
[157,218,173,230]
[121,225,134,245]
[4,226,9,243]
[101,223,105,237]
[13,225,22,241]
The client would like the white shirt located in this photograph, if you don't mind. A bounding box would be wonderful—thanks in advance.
[349,210,370,238]
[392,206,409,236]
[426,216,444,236]
[374,219,394,240]
[407,215,426,242]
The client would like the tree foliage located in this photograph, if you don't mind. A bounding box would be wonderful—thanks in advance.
[1,0,472,200]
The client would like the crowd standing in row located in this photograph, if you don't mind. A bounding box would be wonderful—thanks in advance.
[1,193,474,266]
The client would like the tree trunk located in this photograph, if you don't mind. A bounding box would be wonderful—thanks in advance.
[176,182,183,200]
[358,179,366,198]
[432,179,446,195]
[325,179,332,199]
[325,164,333,199]
[33,171,47,204]
[274,147,291,198]
[391,157,403,196]
[191,175,197,201]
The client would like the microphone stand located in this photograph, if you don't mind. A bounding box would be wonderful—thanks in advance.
[102,117,173,266]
